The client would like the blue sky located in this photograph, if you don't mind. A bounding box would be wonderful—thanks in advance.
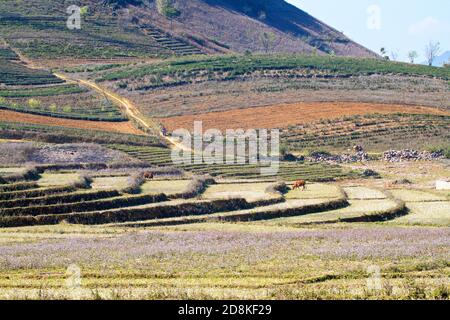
[287,0,450,62]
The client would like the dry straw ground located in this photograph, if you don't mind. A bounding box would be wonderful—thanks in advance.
[160,102,450,132]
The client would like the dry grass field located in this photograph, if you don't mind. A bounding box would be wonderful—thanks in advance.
[159,102,450,132]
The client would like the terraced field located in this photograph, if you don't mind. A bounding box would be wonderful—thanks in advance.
[282,113,450,152]
[0,46,128,122]
[78,53,450,154]
[0,121,161,146]
[202,182,277,202]
[260,186,406,226]
[0,166,412,229]
[0,58,63,86]
[140,180,192,195]
[0,110,141,135]
[0,163,448,299]
[0,15,171,60]
[0,165,366,228]
[159,102,450,133]
[386,189,450,226]
[140,24,204,56]
[1,2,449,301]
[109,144,358,181]
[97,54,450,85]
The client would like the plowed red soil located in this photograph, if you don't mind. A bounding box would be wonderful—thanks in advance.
[160,102,450,132]
[0,109,144,135]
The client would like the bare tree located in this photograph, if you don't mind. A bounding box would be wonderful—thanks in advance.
[260,32,276,54]
[424,41,440,66]
[407,50,418,64]
[390,50,399,61]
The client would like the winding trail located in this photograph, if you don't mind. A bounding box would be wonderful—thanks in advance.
[54,73,191,152]
[0,40,190,151]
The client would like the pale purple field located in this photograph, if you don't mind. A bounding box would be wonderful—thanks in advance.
[1,226,448,270]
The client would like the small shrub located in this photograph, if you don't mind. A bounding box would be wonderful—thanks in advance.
[123,171,145,194]
[362,169,380,178]
[430,284,449,300]
[48,103,57,112]
[177,175,215,199]
[266,181,289,194]
[27,98,41,108]
[72,173,93,189]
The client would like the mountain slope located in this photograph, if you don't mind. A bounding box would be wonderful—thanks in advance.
[129,0,377,57]
[0,0,376,60]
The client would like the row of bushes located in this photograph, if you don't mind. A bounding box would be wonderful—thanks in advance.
[170,175,215,199]
[0,84,86,98]
[99,54,450,85]
[2,166,42,183]
[339,189,408,223]
[0,181,38,192]
[0,193,168,217]
[0,185,77,201]
[0,105,127,122]
[0,188,349,227]
[0,190,120,209]
[211,197,349,223]
[1,162,181,178]
[0,198,252,228]
[294,189,406,225]
[117,196,349,228]
[339,198,407,223]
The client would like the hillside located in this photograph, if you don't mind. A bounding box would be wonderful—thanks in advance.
[0,0,376,61]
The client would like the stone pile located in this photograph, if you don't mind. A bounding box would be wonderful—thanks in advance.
[308,151,369,164]
[383,150,444,162]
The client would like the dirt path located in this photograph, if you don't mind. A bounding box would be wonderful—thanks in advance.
[1,41,190,150]
[54,73,191,152]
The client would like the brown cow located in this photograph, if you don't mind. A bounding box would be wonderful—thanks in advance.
[143,171,154,180]
[292,180,306,191]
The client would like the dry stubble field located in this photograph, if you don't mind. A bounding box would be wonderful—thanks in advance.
[159,102,450,132]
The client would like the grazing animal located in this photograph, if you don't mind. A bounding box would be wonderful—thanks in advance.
[143,171,154,180]
[292,180,306,191]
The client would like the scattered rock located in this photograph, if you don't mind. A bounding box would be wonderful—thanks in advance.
[362,169,379,177]
[383,150,444,162]
[392,178,412,185]
[307,151,369,164]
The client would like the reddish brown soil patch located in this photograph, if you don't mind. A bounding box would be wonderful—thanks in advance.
[0,109,144,135]
[160,102,450,132]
